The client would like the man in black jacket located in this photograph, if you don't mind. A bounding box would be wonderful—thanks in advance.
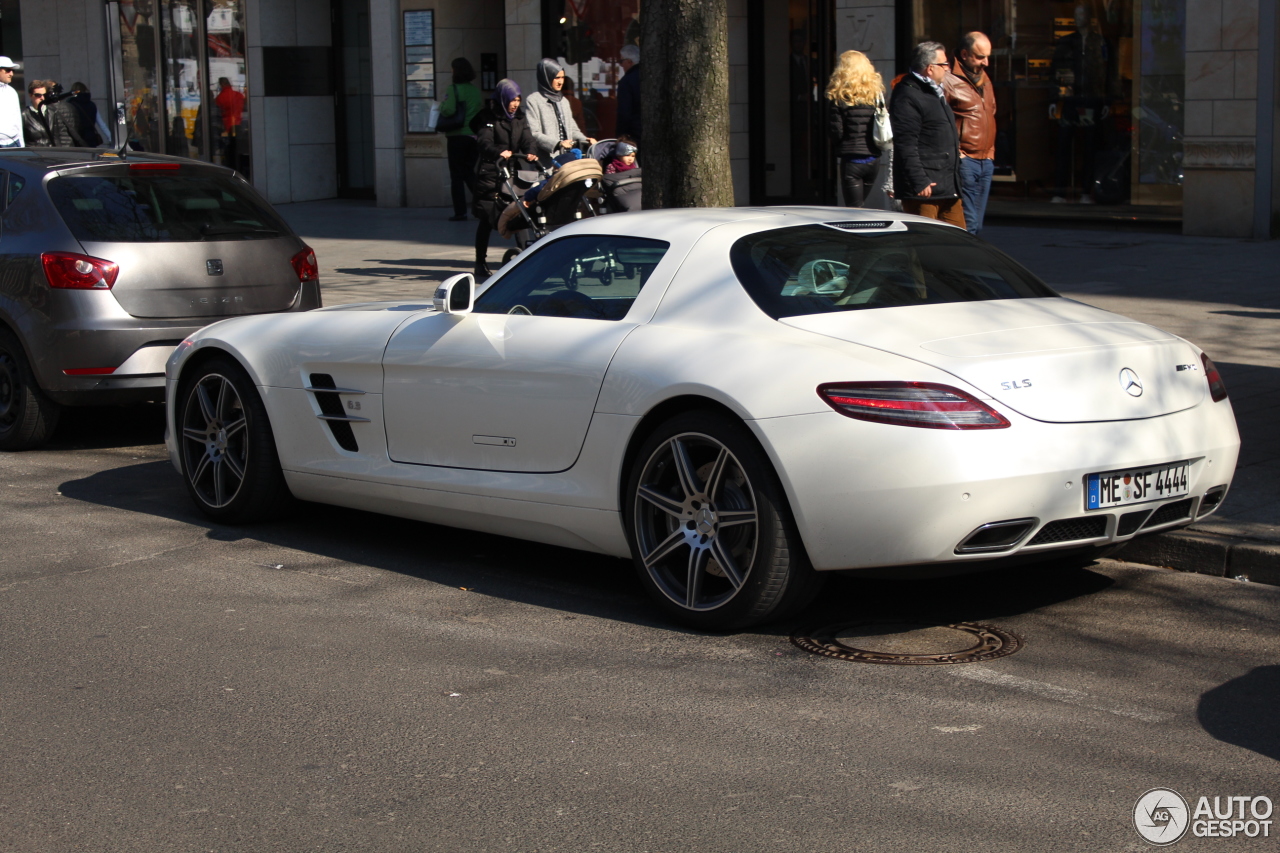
[22,80,52,147]
[890,41,965,226]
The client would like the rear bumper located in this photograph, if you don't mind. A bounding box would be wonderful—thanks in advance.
[29,280,320,406]
[751,401,1242,572]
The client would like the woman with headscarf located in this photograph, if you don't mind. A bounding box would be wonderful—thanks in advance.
[472,79,538,280]
[522,58,594,163]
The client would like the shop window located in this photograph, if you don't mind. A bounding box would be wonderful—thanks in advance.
[914,0,1184,208]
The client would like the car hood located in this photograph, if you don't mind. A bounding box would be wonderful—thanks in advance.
[781,297,1207,422]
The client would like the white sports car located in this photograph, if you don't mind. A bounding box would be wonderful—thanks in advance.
[165,208,1240,629]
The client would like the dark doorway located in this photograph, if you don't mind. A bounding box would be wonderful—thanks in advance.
[333,0,375,199]
[749,0,836,205]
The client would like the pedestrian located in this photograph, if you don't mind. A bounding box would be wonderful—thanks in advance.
[563,76,586,134]
[523,58,594,164]
[616,44,641,143]
[472,79,538,280]
[0,56,24,148]
[215,77,244,166]
[44,83,88,147]
[69,82,107,147]
[825,50,885,208]
[23,80,52,147]
[944,32,996,233]
[889,41,964,226]
[440,57,484,222]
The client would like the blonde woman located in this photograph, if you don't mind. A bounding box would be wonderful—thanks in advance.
[826,50,886,207]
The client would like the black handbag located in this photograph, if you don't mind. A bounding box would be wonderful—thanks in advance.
[437,85,466,133]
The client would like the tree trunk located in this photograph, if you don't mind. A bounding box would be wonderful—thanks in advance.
[640,0,735,209]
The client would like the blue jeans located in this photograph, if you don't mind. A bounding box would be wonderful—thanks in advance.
[958,157,994,234]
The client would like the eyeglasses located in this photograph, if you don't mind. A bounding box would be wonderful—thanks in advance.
[32,93,45,99]
[929,63,949,68]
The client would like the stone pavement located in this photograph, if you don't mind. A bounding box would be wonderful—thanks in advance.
[275,200,1280,582]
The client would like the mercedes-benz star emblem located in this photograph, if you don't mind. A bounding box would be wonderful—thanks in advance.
[1119,367,1143,397]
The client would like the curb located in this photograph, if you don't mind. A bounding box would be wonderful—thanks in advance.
[1112,529,1280,587]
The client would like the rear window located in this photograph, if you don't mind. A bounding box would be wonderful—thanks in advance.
[47,173,289,243]
[731,223,1057,319]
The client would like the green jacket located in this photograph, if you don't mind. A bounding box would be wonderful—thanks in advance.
[440,83,483,137]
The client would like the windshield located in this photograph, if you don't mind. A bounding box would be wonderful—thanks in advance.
[730,223,1057,319]
[47,173,289,243]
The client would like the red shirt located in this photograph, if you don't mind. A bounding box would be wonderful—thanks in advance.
[215,86,245,132]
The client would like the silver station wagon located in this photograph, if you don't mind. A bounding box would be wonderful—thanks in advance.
[0,150,321,450]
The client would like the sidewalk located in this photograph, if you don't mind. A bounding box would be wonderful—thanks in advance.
[275,199,1280,583]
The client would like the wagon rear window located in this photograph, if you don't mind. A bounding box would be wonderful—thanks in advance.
[730,223,1057,319]
[48,173,288,243]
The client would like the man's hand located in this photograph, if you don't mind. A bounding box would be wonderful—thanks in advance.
[525,153,539,161]
[918,182,937,198]
[499,150,513,159]
[560,139,574,149]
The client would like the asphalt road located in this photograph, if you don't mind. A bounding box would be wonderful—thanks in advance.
[2,407,1277,852]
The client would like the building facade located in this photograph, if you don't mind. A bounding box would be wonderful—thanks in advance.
[14,0,1279,237]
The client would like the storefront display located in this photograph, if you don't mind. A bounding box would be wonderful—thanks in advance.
[913,0,1184,208]
[545,0,641,138]
[118,0,250,176]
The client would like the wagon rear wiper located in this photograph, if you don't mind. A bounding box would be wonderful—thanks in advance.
[200,223,280,239]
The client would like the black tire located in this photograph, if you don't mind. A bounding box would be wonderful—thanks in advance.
[177,355,292,522]
[0,327,59,451]
[624,411,824,630]
[502,247,521,264]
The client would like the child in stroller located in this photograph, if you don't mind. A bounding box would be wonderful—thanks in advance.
[589,137,642,212]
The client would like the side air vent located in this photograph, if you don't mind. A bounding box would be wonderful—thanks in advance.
[307,373,360,452]
[824,220,893,230]
[1142,498,1194,529]
[1027,516,1108,546]
[1116,509,1153,537]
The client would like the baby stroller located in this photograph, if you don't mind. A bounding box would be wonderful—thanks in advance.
[495,153,603,263]
[589,139,642,213]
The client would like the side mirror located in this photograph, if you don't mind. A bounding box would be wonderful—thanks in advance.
[433,273,474,315]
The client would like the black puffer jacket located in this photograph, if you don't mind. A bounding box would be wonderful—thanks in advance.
[47,99,88,148]
[889,73,961,201]
[828,102,880,158]
[474,107,535,196]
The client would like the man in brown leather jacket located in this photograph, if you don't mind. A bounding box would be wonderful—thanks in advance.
[943,32,996,234]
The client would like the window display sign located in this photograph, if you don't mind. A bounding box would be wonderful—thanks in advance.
[404,10,436,132]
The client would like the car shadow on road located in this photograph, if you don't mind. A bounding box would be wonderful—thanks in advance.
[58,455,1121,638]
[1198,666,1280,762]
[43,402,167,451]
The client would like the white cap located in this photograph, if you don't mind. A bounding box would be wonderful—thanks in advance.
[0,56,22,70]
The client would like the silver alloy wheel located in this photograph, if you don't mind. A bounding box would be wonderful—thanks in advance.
[180,373,249,509]
[633,432,760,611]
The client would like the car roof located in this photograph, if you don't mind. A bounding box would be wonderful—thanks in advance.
[0,149,233,177]
[548,205,959,243]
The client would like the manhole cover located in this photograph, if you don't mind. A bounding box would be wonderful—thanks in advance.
[791,619,1022,665]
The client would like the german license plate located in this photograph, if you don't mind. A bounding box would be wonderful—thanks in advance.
[1086,461,1190,510]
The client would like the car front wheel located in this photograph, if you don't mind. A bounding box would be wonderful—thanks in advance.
[625,412,823,630]
[0,328,59,451]
[178,356,291,522]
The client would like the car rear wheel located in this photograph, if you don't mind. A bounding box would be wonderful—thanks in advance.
[625,412,823,630]
[0,328,60,451]
[178,356,291,522]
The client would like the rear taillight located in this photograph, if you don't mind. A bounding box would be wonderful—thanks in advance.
[129,162,181,170]
[1202,353,1227,402]
[291,247,319,282]
[41,252,120,290]
[818,382,1011,430]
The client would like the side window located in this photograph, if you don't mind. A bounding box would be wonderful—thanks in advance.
[6,172,23,207]
[472,234,669,320]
